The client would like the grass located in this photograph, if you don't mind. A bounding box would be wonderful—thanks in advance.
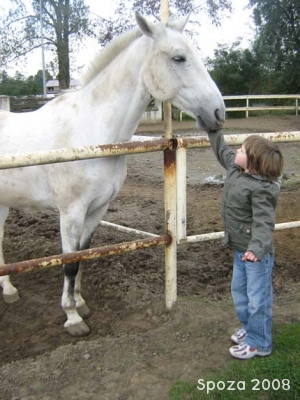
[168,322,300,399]
[282,180,300,189]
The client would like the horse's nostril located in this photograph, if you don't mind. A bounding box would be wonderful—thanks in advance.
[215,109,221,122]
[215,108,225,126]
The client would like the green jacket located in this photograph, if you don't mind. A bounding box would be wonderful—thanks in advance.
[208,130,281,260]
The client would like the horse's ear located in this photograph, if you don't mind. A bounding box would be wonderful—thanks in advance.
[135,11,158,38]
[167,12,191,32]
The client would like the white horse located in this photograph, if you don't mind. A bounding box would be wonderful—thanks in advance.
[0,12,225,336]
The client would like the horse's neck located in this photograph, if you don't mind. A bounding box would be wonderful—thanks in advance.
[80,37,151,144]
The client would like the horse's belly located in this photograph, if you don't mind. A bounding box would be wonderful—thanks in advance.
[87,173,126,215]
[49,156,127,200]
[0,167,55,210]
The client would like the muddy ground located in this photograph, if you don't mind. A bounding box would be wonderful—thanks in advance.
[1,115,300,400]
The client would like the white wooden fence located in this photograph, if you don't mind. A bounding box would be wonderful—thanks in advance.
[223,94,300,118]
[177,94,300,121]
[4,94,300,121]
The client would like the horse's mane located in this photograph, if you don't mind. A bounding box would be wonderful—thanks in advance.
[82,27,143,87]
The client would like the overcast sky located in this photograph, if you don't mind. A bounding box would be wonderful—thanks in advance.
[1,0,255,77]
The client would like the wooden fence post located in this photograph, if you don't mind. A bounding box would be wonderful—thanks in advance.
[0,96,10,111]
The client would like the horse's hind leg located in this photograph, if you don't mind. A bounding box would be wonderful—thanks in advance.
[0,206,19,303]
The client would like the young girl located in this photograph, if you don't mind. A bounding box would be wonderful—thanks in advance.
[207,130,284,359]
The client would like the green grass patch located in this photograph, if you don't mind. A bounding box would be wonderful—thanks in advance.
[169,323,300,399]
[282,180,300,188]
[181,114,195,121]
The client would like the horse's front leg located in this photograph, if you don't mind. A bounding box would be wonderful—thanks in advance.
[74,203,111,319]
[0,275,19,303]
[0,206,19,303]
[60,209,90,337]
[73,264,90,320]
[63,261,90,336]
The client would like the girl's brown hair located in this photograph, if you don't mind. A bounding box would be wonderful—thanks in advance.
[243,135,284,181]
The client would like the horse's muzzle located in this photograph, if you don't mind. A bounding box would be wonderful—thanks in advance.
[197,107,225,132]
[215,108,225,126]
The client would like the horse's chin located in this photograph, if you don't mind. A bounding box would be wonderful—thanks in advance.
[196,115,208,131]
[196,115,224,132]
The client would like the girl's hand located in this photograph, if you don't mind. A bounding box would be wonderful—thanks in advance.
[242,251,258,262]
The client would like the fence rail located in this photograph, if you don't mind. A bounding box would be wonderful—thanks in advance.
[175,94,300,121]
[0,131,300,311]
[223,94,300,118]
[5,94,300,120]
[10,97,51,112]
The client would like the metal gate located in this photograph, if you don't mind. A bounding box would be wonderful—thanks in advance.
[0,130,300,309]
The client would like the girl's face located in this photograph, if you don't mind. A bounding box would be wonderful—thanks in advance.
[235,144,248,170]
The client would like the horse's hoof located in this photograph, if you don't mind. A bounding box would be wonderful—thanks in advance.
[3,291,20,303]
[65,320,91,337]
[77,303,91,319]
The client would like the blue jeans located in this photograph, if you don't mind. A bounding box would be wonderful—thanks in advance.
[231,250,274,352]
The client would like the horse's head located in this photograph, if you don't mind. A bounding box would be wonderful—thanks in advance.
[136,12,225,131]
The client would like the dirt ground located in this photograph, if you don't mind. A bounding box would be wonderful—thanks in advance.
[1,115,300,400]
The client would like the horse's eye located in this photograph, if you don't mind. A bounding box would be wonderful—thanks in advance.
[173,56,186,63]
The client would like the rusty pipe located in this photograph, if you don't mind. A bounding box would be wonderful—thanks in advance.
[0,234,171,276]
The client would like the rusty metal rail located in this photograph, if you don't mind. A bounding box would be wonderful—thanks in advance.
[0,137,173,170]
[0,131,300,310]
[176,131,300,149]
[0,234,171,276]
[1,131,300,171]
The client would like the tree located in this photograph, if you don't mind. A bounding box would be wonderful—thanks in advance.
[0,1,232,90]
[108,0,233,41]
[206,42,267,95]
[0,69,53,96]
[0,0,108,89]
[248,0,300,93]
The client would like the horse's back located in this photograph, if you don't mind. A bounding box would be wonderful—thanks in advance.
[0,108,57,154]
[0,108,59,209]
